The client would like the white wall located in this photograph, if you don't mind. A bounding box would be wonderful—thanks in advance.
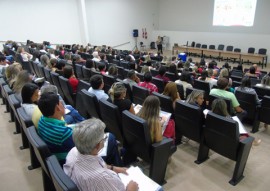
[0,0,83,44]
[85,0,158,50]
[155,0,270,57]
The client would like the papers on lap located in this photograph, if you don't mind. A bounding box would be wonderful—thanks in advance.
[97,133,109,157]
[134,104,172,134]
[203,109,247,134]
[118,166,162,191]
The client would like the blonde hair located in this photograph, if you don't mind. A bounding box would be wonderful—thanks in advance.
[108,82,126,102]
[219,68,229,78]
[137,95,160,142]
[6,62,23,86]
[186,90,204,105]
[163,82,179,102]
[12,70,31,94]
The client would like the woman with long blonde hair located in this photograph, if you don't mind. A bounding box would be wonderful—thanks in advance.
[6,62,23,88]
[137,95,163,143]
[163,82,181,109]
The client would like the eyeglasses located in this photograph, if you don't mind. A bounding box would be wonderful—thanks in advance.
[98,134,108,144]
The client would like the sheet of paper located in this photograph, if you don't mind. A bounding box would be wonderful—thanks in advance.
[98,133,109,157]
[134,104,171,135]
[232,116,248,134]
[118,166,162,191]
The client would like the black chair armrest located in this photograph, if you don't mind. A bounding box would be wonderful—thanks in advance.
[150,138,173,184]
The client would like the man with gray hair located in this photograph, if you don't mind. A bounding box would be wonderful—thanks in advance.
[64,118,138,191]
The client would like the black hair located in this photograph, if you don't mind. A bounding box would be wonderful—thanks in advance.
[90,74,103,89]
[85,59,95,69]
[0,55,5,62]
[249,66,256,74]
[63,65,73,79]
[158,66,166,76]
[144,72,152,82]
[98,62,106,71]
[38,92,59,117]
[200,70,208,81]
[21,83,39,104]
[180,71,191,83]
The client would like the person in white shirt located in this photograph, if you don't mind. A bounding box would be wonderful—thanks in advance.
[64,118,139,191]
[17,47,33,62]
[88,74,109,100]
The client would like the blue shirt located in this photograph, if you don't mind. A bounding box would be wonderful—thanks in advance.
[88,87,109,101]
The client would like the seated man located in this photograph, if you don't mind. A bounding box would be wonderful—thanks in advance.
[123,70,140,90]
[138,72,158,94]
[38,92,122,166]
[210,77,247,121]
[64,118,138,191]
[88,74,109,100]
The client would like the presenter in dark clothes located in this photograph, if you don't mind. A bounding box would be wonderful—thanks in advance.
[156,36,163,54]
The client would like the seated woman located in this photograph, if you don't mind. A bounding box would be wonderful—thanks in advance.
[21,83,39,118]
[198,70,217,89]
[63,65,79,93]
[138,72,158,94]
[163,82,181,110]
[137,95,175,143]
[17,47,33,61]
[185,89,205,122]
[235,76,261,105]
[245,66,259,79]
[12,70,33,102]
[211,98,261,146]
[107,64,118,79]
[108,82,135,115]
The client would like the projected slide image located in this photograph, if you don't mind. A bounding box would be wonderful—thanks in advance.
[213,0,257,26]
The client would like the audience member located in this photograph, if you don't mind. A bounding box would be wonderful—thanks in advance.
[175,71,193,99]
[163,82,181,110]
[123,70,140,90]
[64,118,138,191]
[88,74,109,100]
[21,83,39,118]
[155,66,169,83]
[138,72,158,94]
[63,65,79,93]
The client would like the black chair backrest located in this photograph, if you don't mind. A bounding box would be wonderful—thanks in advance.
[248,47,255,54]
[250,78,261,87]
[116,66,124,79]
[59,76,75,107]
[132,85,149,105]
[175,101,204,143]
[27,126,52,176]
[82,67,91,81]
[209,45,215,50]
[32,61,42,77]
[235,89,257,121]
[152,92,174,114]
[165,72,177,82]
[77,80,90,93]
[44,67,53,84]
[37,64,46,78]
[46,155,79,191]
[122,111,152,162]
[103,74,116,94]
[201,44,207,49]
[150,69,159,77]
[234,48,241,53]
[254,86,270,99]
[205,112,239,160]
[259,96,270,124]
[217,44,225,51]
[176,83,185,100]
[232,81,241,88]
[51,72,65,99]
[99,99,124,144]
[226,46,234,52]
[194,79,210,100]
[151,77,164,93]
[21,61,32,74]
[230,75,242,82]
[195,43,201,48]
[231,70,243,77]
[258,48,267,55]
[74,64,83,79]
[81,89,101,119]
[113,59,120,66]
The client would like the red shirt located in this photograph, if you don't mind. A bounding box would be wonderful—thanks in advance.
[155,74,170,83]
[138,81,158,94]
[69,77,79,93]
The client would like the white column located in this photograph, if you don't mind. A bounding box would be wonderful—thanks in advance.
[78,0,89,45]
